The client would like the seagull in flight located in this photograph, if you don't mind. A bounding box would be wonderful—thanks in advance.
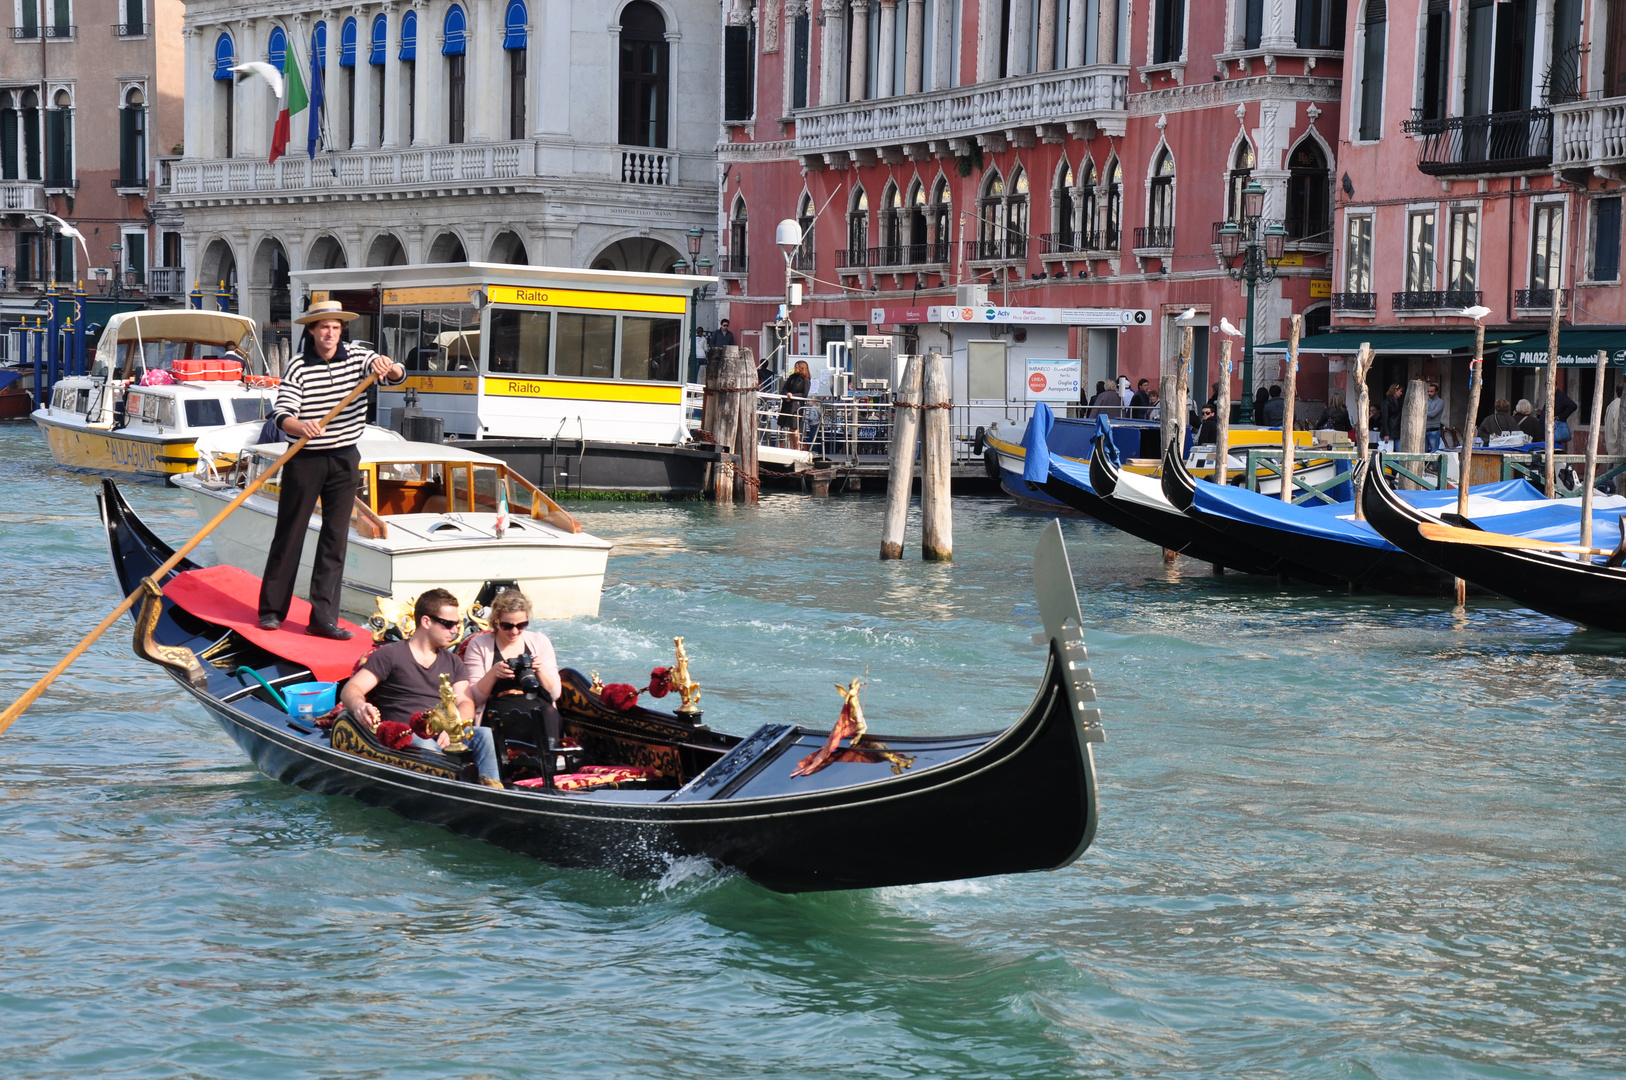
[230,61,284,101]
[1459,305,1492,322]
[1219,317,1244,337]
[27,212,90,266]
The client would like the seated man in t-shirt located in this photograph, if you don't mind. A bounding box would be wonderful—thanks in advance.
[340,587,503,789]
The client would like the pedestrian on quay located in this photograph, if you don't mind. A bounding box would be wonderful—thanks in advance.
[1254,386,1271,423]
[1378,383,1405,449]
[779,359,812,451]
[709,320,736,349]
[258,299,405,639]
[1261,385,1285,426]
[1603,385,1624,457]
[1515,399,1544,441]
[1424,382,1445,452]
[1321,393,1351,433]
[1146,388,1162,422]
[1130,379,1151,419]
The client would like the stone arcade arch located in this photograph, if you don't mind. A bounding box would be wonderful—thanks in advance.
[366,232,408,266]
[590,236,683,273]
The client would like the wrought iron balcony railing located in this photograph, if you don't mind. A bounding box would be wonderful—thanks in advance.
[1331,292,1375,311]
[1041,230,1109,254]
[112,21,146,36]
[1134,226,1174,250]
[1514,287,1572,309]
[1400,109,1553,175]
[721,252,747,274]
[1392,289,1481,310]
[963,236,1028,262]
[835,247,868,269]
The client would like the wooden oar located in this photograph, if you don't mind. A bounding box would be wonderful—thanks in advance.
[0,372,381,736]
[1418,519,1611,557]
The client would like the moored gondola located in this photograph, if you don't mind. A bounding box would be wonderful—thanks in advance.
[99,479,1104,892]
[1362,456,1626,631]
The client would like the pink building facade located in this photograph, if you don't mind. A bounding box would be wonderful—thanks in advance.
[1331,0,1626,430]
[717,0,1346,416]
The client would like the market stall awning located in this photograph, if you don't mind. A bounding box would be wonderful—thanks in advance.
[1495,330,1626,367]
[1252,331,1506,355]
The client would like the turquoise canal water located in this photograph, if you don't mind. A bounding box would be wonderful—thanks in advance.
[2,424,1623,1079]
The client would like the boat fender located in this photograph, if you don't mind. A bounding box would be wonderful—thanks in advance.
[972,426,987,456]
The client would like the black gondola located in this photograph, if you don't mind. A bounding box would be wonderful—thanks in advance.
[1160,443,1460,592]
[1361,456,1626,631]
[1086,438,1281,574]
[99,479,1104,893]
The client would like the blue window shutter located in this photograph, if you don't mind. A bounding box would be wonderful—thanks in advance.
[340,17,356,67]
[213,33,236,80]
[312,21,327,67]
[267,26,287,68]
[504,0,527,50]
[443,5,466,56]
[400,11,417,61]
[370,15,386,65]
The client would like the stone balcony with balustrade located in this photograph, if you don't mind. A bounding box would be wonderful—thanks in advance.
[1552,95,1626,180]
[161,143,693,205]
[793,65,1129,168]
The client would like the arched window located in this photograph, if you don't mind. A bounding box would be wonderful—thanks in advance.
[370,14,387,63]
[729,197,748,273]
[881,182,902,264]
[119,86,146,188]
[340,18,357,149]
[1227,141,1254,223]
[267,26,287,67]
[370,15,388,147]
[213,33,236,159]
[618,2,669,148]
[444,5,467,143]
[1006,168,1030,258]
[1053,160,1076,252]
[399,11,417,59]
[846,187,870,267]
[505,0,528,139]
[340,17,357,65]
[400,12,418,142]
[45,88,71,186]
[906,181,928,262]
[930,178,951,262]
[1286,139,1331,240]
[978,171,1004,258]
[1104,158,1122,251]
[1080,160,1099,248]
[795,191,815,272]
[0,93,16,181]
[1147,149,1174,244]
[312,20,327,67]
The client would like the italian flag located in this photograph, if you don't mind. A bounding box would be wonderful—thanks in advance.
[268,42,308,163]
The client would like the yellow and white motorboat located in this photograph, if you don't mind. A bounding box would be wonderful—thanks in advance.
[32,310,277,481]
[176,424,613,623]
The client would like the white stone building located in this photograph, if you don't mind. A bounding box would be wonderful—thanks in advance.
[162,0,719,345]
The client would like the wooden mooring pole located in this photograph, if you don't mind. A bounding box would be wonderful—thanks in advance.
[1214,337,1234,487]
[1353,343,1374,521]
[1279,314,1301,503]
[880,353,924,560]
[1454,321,1487,606]
[1544,288,1563,497]
[1581,349,1608,550]
[920,350,953,561]
[1398,378,1427,490]
[702,345,759,505]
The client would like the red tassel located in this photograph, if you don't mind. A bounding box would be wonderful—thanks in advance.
[647,666,671,698]
[602,683,641,711]
[375,721,416,750]
[409,710,429,739]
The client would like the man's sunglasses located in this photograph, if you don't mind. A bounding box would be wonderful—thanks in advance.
[426,614,460,631]
[497,620,530,632]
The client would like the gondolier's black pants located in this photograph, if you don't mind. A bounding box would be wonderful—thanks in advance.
[259,445,361,628]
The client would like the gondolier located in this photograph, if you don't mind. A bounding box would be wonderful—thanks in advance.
[259,299,405,638]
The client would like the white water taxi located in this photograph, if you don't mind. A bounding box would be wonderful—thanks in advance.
[32,310,279,480]
[177,424,613,623]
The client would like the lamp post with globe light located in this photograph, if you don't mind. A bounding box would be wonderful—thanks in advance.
[771,218,805,386]
[1216,180,1288,423]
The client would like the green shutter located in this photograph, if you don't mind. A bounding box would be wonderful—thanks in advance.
[120,109,138,185]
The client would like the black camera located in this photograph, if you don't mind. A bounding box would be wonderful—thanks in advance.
[506,649,543,694]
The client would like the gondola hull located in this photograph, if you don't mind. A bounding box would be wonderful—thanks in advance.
[1361,459,1626,632]
[100,480,1104,892]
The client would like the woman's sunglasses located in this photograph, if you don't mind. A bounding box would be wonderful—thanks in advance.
[497,620,530,632]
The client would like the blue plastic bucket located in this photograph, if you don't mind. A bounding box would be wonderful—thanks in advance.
[283,681,337,718]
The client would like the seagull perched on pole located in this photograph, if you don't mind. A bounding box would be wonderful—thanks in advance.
[26,212,90,267]
[1175,307,1198,324]
[229,61,284,101]
[1219,317,1244,337]
[1459,304,1491,322]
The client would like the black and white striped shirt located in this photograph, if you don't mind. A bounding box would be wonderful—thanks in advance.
[272,342,406,451]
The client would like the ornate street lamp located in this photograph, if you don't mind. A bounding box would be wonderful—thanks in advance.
[686,225,704,274]
[1218,180,1286,422]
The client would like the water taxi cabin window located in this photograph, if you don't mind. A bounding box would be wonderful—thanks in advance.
[620,316,682,381]
[488,308,550,375]
[185,399,226,428]
[383,306,478,372]
[231,397,268,423]
[555,313,616,379]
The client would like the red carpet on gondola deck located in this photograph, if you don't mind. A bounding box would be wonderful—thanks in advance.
[162,565,372,682]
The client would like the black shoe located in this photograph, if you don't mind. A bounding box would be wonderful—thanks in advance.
[258,615,281,631]
[306,623,354,640]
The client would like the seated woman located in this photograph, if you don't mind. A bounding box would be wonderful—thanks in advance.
[464,589,563,750]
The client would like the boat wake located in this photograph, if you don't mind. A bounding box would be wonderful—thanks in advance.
[649,854,735,897]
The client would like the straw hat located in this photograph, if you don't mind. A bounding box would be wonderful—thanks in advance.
[294,299,360,326]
